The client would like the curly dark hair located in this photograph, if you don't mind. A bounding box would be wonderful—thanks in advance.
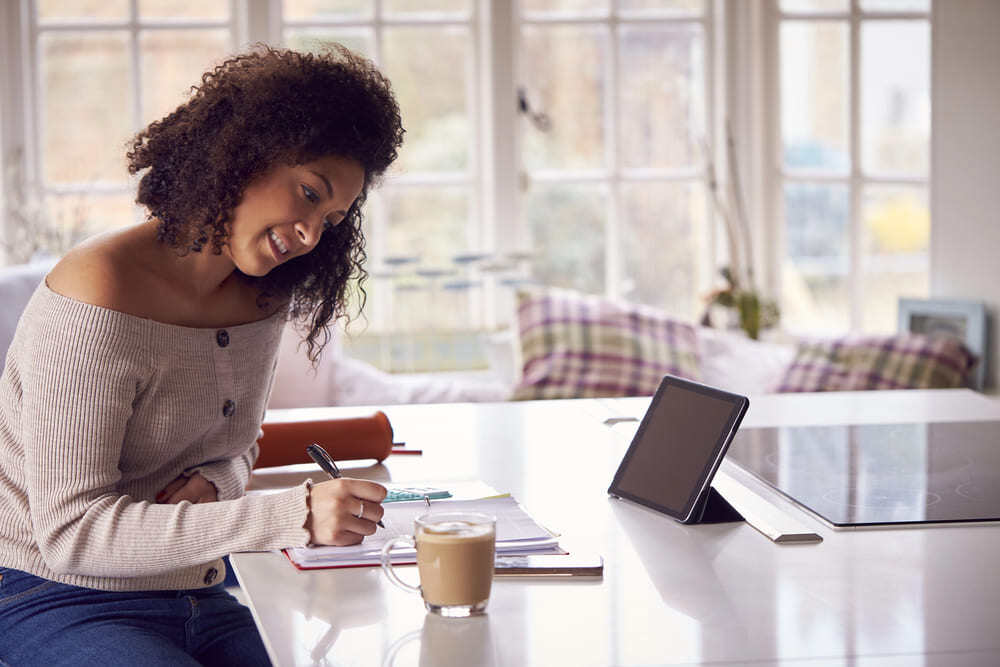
[127,43,404,362]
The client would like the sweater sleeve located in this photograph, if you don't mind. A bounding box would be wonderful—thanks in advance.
[19,297,310,578]
[184,441,258,501]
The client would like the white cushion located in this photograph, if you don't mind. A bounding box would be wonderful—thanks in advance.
[696,326,796,396]
[268,322,511,408]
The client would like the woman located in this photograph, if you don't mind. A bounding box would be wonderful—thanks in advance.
[0,44,404,665]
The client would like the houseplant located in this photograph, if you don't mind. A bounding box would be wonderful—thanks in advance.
[700,124,779,340]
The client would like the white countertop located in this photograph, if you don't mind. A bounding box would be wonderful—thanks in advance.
[234,389,1000,666]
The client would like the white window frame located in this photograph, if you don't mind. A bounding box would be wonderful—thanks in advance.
[274,1,494,333]
[1,0,731,338]
[2,0,244,248]
[765,0,932,333]
[514,1,721,310]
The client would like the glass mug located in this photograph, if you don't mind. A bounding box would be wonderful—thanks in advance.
[381,511,496,617]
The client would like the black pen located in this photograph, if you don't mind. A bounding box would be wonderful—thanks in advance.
[306,443,385,528]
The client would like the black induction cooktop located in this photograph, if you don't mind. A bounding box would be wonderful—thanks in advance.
[726,421,1000,527]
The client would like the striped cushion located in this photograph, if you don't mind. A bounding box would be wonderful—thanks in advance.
[774,334,976,392]
[512,288,701,400]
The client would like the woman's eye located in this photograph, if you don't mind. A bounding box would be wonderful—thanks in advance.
[324,209,350,231]
[301,184,319,203]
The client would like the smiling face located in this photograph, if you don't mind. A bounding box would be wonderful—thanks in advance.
[224,154,366,277]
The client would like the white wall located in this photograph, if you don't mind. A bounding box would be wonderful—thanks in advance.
[931,0,1000,391]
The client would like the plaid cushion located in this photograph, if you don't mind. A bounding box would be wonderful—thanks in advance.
[774,333,977,392]
[512,288,701,400]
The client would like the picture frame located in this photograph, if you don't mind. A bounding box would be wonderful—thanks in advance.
[898,297,988,390]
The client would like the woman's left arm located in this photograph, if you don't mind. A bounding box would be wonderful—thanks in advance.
[176,443,257,501]
[156,471,219,504]
[158,343,280,503]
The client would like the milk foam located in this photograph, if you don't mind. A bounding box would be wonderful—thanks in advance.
[421,520,493,539]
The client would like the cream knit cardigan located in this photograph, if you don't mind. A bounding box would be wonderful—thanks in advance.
[0,283,311,591]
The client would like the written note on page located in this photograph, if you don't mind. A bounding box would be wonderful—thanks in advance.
[284,496,561,569]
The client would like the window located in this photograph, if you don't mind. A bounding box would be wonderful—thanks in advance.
[1,1,932,372]
[3,0,237,264]
[280,1,488,370]
[279,0,719,372]
[517,0,712,319]
[774,0,931,334]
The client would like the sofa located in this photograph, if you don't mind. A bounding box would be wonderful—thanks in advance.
[1,263,980,408]
[271,285,979,405]
[267,314,801,407]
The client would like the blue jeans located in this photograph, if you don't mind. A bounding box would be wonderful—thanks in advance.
[0,567,270,666]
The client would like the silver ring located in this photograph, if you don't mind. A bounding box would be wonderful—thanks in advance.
[357,501,364,519]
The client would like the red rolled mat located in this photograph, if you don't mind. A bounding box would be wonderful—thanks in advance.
[255,411,394,468]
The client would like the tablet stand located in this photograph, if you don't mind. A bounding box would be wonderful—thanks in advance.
[685,486,744,524]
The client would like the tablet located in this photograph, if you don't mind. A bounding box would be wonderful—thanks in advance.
[608,375,749,524]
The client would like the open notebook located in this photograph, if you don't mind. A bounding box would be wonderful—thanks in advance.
[284,495,562,570]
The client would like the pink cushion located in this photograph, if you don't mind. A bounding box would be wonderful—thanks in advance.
[512,288,701,400]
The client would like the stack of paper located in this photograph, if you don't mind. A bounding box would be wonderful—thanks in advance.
[285,496,562,570]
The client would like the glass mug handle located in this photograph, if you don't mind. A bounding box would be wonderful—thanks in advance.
[381,536,421,594]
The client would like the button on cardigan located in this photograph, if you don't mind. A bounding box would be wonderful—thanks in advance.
[0,282,312,591]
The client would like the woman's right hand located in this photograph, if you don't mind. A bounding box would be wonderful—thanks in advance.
[306,478,387,546]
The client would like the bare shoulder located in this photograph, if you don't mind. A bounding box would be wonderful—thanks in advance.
[46,227,152,314]
[46,223,286,326]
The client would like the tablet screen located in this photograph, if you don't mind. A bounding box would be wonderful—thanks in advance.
[608,376,748,522]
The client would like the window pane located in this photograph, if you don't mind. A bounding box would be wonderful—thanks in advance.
[861,21,929,176]
[383,27,471,173]
[6,192,134,263]
[782,183,849,333]
[38,0,128,21]
[861,186,929,331]
[138,0,229,19]
[860,0,929,11]
[391,279,484,333]
[44,194,136,257]
[380,187,473,334]
[619,24,704,169]
[140,30,230,127]
[524,184,606,294]
[283,0,372,20]
[520,0,608,13]
[53,192,138,232]
[620,182,707,318]
[618,0,703,13]
[284,29,374,59]
[521,25,607,171]
[780,21,849,172]
[41,32,132,184]
[780,0,847,12]
[383,187,469,266]
[384,0,469,14]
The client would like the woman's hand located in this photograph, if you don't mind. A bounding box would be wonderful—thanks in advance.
[307,479,387,546]
[156,472,219,504]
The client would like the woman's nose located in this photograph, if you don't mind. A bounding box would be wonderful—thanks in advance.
[294,217,322,248]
